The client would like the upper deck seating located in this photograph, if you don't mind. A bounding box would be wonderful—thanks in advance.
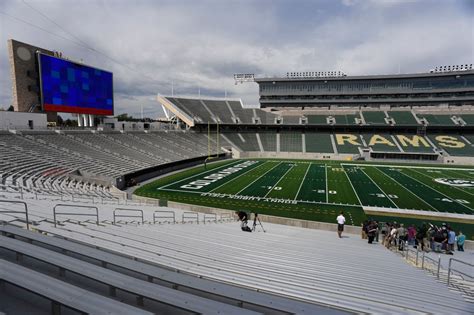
[420,114,456,126]
[306,115,328,125]
[362,111,388,125]
[389,111,419,125]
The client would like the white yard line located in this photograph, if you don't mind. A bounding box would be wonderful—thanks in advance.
[159,160,243,189]
[448,169,474,179]
[340,163,474,171]
[359,168,399,208]
[294,163,311,201]
[236,162,283,195]
[400,169,474,213]
[158,187,361,207]
[373,167,438,211]
[410,168,474,197]
[341,164,363,207]
[325,164,329,203]
[209,161,268,192]
[263,163,295,198]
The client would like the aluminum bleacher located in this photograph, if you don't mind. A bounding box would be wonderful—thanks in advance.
[0,258,152,315]
[0,131,216,200]
[1,197,472,314]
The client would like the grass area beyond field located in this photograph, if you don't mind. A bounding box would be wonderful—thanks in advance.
[134,159,474,239]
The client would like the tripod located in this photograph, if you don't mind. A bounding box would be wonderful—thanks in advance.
[252,213,266,233]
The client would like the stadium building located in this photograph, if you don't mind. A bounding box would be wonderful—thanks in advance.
[1,39,473,314]
[256,68,474,108]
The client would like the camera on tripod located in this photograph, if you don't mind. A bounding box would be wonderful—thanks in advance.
[252,213,266,233]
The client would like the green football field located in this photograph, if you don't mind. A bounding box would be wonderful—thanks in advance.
[135,159,474,238]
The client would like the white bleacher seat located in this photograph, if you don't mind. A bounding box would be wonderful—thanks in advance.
[0,235,260,315]
[0,259,152,315]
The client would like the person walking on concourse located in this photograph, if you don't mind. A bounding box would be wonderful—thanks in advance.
[336,211,346,238]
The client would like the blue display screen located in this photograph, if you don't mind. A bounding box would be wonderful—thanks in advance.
[39,53,114,115]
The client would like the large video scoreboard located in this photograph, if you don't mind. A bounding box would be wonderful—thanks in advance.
[38,53,114,115]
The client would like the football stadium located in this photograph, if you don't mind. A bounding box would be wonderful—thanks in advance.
[1,1,474,314]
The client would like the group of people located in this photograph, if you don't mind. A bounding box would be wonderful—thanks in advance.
[379,221,466,254]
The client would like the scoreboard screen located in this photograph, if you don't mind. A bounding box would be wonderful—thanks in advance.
[38,53,114,115]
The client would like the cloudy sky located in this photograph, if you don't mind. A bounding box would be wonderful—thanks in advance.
[0,0,473,118]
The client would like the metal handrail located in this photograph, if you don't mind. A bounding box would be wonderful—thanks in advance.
[153,210,175,224]
[113,208,144,225]
[0,200,29,230]
[220,213,233,221]
[182,212,199,224]
[447,258,474,285]
[53,204,99,227]
[203,213,217,224]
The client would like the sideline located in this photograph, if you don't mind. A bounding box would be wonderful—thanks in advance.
[126,159,235,199]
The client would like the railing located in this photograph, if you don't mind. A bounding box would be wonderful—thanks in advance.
[203,213,217,224]
[447,258,474,286]
[182,212,199,224]
[0,184,128,205]
[0,200,29,230]
[113,208,144,224]
[153,210,175,224]
[53,204,99,227]
[220,213,233,221]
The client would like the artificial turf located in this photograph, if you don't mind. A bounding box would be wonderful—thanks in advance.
[135,159,474,238]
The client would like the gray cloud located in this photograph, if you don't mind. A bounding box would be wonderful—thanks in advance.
[0,0,472,117]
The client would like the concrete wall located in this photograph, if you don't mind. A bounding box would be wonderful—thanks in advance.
[443,156,474,166]
[8,39,55,121]
[237,151,356,161]
[0,111,47,130]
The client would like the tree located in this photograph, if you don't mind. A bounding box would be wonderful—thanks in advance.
[7,105,14,111]
[116,113,133,121]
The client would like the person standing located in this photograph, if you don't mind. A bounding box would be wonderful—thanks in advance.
[336,212,346,238]
[457,231,465,252]
[367,221,377,244]
[446,227,455,255]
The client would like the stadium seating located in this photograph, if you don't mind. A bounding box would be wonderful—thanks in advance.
[281,115,301,125]
[305,132,334,153]
[333,114,359,125]
[420,114,456,126]
[258,132,277,151]
[0,131,218,199]
[460,114,474,125]
[227,100,255,124]
[201,99,234,124]
[334,134,363,154]
[362,133,401,152]
[279,132,302,152]
[306,114,328,124]
[389,111,419,125]
[361,111,388,125]
[1,197,471,315]
[428,135,474,156]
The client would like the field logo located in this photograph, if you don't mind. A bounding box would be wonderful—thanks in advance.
[434,178,474,187]
[180,160,258,190]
